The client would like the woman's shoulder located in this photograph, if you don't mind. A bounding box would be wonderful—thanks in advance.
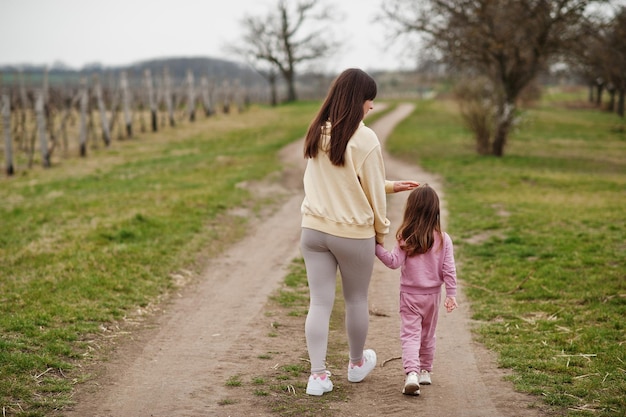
[351,122,380,147]
[357,122,377,137]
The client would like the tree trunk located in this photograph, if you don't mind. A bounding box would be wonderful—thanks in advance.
[596,81,604,107]
[286,73,297,102]
[492,102,515,157]
[35,90,50,167]
[263,69,278,106]
[618,88,625,118]
[2,93,14,175]
[608,87,616,112]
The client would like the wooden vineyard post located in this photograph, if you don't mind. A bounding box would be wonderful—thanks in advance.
[221,79,231,114]
[2,93,14,175]
[121,71,132,137]
[93,74,111,146]
[163,67,175,127]
[59,94,72,156]
[200,76,214,117]
[79,77,88,156]
[107,73,121,140]
[144,69,157,132]
[234,79,244,113]
[186,69,195,122]
[35,90,50,167]
[18,70,30,154]
[155,77,165,128]
[42,67,49,104]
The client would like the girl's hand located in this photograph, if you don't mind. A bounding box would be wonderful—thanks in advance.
[444,296,458,313]
[393,181,420,192]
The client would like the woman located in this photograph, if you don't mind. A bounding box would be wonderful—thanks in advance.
[301,68,418,396]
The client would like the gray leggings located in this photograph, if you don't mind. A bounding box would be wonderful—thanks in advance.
[301,228,375,374]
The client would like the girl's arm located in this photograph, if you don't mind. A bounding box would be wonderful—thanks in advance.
[375,241,406,269]
[442,233,458,298]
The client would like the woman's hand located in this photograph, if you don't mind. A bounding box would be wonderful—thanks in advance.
[393,181,420,192]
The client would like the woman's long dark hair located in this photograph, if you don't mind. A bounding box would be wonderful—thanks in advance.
[397,184,442,256]
[303,68,377,166]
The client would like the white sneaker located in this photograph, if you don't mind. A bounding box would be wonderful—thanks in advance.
[306,371,333,396]
[402,371,420,395]
[419,369,432,385]
[347,349,377,382]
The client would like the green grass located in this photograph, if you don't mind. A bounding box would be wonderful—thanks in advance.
[386,90,626,416]
[0,102,318,416]
[225,375,243,387]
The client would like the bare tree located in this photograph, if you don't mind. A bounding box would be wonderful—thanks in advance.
[229,0,339,102]
[382,0,609,156]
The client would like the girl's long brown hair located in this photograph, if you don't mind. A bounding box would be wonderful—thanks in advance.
[303,68,377,166]
[397,184,442,256]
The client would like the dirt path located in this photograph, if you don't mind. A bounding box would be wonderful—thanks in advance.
[64,104,545,417]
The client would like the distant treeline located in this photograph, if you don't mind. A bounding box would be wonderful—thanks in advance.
[0,57,267,89]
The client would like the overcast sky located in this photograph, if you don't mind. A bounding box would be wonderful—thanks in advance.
[0,0,415,73]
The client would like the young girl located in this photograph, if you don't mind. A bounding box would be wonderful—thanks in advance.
[375,184,458,396]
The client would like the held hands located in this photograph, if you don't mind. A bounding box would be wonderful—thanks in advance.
[444,296,458,313]
[393,180,420,192]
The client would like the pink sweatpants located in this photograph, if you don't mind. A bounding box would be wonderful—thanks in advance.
[399,292,441,374]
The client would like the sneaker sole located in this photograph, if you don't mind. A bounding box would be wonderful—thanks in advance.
[348,374,369,383]
[306,388,326,396]
[402,383,420,396]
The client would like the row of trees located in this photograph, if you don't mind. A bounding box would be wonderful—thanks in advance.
[571,3,626,114]
[230,0,624,157]
[1,68,252,176]
[380,0,625,156]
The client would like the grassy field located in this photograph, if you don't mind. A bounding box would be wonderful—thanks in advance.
[1,88,625,417]
[0,102,319,416]
[385,90,626,416]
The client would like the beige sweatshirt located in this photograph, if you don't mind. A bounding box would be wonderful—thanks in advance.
[301,121,393,244]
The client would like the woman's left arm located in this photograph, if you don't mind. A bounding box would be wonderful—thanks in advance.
[385,180,420,193]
